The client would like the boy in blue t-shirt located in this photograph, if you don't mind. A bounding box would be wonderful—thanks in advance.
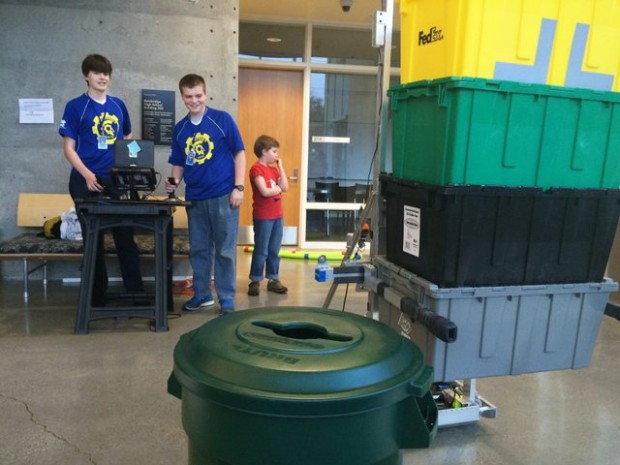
[59,54,144,305]
[165,74,246,314]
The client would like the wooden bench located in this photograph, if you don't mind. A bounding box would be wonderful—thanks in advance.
[0,193,190,300]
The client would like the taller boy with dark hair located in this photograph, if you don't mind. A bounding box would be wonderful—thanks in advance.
[165,74,246,314]
[59,54,144,305]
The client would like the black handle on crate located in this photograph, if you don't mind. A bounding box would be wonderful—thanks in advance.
[400,297,458,343]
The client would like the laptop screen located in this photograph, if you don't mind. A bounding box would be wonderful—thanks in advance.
[114,139,155,168]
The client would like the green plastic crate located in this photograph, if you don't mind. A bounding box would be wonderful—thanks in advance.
[389,77,620,188]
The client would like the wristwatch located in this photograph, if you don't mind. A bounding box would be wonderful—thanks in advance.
[234,185,244,192]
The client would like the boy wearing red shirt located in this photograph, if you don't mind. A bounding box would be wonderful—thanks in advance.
[248,135,289,296]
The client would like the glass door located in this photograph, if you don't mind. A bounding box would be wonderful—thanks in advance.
[305,71,377,243]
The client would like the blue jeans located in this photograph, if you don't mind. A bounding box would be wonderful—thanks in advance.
[249,218,283,282]
[187,194,239,302]
[69,172,144,300]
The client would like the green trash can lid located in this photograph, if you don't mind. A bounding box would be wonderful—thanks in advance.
[171,307,432,415]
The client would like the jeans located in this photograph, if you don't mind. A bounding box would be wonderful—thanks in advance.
[69,172,144,301]
[187,194,239,302]
[249,218,283,282]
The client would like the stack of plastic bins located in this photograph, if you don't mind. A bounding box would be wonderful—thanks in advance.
[379,174,620,378]
[385,78,620,289]
[382,81,620,377]
[382,0,620,378]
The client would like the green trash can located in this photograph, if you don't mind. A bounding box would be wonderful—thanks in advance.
[168,306,437,465]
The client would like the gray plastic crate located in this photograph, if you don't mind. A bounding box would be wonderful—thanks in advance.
[374,257,618,381]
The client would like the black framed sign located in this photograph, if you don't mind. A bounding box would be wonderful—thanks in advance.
[141,89,175,145]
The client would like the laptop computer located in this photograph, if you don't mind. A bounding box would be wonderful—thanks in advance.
[114,139,155,168]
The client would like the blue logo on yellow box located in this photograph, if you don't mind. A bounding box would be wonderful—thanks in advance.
[494,19,614,91]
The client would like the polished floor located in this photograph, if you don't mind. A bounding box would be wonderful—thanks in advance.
[1,248,619,465]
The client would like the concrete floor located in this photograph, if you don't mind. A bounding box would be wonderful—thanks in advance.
[1,248,619,465]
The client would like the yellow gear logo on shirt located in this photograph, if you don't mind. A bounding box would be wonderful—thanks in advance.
[185,133,215,165]
[92,112,120,145]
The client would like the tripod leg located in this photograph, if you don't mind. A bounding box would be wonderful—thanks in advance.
[322,192,376,308]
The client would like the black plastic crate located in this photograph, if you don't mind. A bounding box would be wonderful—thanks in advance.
[526,188,620,284]
[381,175,620,287]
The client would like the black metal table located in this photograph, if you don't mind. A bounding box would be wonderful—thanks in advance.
[74,199,186,334]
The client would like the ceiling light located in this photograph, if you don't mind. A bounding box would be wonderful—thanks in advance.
[266,37,282,43]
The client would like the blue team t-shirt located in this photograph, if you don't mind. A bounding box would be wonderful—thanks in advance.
[168,107,245,200]
[58,93,132,177]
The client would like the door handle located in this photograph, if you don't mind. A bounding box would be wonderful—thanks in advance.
[289,168,299,182]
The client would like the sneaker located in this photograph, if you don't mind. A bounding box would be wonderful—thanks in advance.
[248,281,260,296]
[183,294,215,312]
[219,298,235,314]
[267,280,288,294]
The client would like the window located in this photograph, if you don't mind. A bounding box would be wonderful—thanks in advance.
[239,22,305,62]
[305,72,377,242]
[390,31,401,68]
[311,27,377,66]
[308,72,377,188]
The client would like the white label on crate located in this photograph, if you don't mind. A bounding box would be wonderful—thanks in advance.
[397,313,413,339]
[403,205,420,257]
